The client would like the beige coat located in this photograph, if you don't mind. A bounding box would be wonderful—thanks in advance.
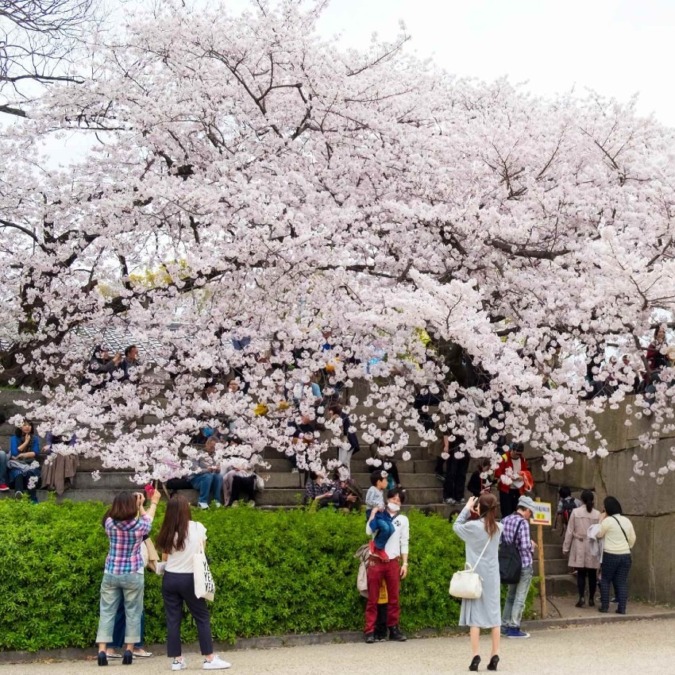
[563,506,601,569]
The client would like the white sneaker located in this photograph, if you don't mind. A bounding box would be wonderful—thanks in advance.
[197,502,209,510]
[213,502,223,509]
[203,655,231,670]
[171,658,187,671]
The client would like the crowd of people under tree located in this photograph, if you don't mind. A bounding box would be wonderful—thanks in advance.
[1,323,673,509]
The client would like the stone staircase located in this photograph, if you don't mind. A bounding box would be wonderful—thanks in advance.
[0,436,448,510]
[0,387,450,509]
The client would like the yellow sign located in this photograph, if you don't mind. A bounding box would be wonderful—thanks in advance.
[529,501,552,526]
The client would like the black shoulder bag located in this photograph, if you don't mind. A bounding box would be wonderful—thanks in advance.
[499,518,525,584]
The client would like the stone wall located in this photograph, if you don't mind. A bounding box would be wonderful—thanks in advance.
[530,401,675,603]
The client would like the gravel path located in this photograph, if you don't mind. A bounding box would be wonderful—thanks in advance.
[1,618,673,674]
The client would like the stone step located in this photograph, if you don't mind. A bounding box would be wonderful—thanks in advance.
[256,486,444,507]
[262,445,432,461]
[544,543,564,558]
[346,459,436,474]
[355,473,441,488]
[544,574,578,596]
[534,558,571,576]
[75,472,142,489]
[78,457,299,474]
[75,456,436,476]
[73,469,443,493]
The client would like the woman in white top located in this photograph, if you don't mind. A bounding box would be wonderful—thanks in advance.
[156,495,231,671]
[596,496,636,615]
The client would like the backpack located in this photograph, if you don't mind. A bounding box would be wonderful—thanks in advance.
[561,497,577,525]
[499,519,524,584]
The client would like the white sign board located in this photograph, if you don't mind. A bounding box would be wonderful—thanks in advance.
[529,501,552,526]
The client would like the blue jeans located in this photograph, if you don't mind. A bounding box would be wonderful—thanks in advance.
[96,572,145,644]
[502,565,533,628]
[367,510,395,550]
[109,603,145,649]
[190,472,224,505]
[0,450,7,484]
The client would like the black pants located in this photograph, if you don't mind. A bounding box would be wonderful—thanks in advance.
[443,455,469,502]
[600,553,632,613]
[230,475,256,505]
[499,489,521,518]
[12,470,40,501]
[576,567,597,600]
[414,393,441,432]
[162,572,213,657]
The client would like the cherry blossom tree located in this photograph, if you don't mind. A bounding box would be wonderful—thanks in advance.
[2,0,675,483]
[0,0,99,117]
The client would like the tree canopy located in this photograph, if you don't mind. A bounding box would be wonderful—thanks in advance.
[2,0,675,481]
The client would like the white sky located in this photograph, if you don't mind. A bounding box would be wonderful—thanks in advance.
[308,0,675,126]
[38,0,675,163]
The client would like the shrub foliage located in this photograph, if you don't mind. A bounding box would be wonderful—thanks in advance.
[0,499,532,651]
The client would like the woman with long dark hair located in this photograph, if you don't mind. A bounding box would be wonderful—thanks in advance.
[156,495,231,671]
[96,489,161,666]
[9,420,41,502]
[453,493,503,671]
[563,490,601,607]
[596,496,636,614]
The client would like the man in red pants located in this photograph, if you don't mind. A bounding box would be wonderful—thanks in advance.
[364,487,409,643]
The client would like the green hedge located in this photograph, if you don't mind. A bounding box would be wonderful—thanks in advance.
[0,499,532,651]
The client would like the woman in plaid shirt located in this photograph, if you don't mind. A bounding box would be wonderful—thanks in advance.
[96,490,161,666]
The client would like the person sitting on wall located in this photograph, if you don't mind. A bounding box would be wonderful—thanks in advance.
[221,457,259,506]
[9,421,41,503]
[41,432,78,496]
[303,469,337,508]
[188,437,224,510]
[333,467,363,511]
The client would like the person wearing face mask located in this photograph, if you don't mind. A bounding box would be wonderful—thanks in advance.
[363,488,409,644]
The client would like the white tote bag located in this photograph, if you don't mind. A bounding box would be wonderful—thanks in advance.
[193,540,216,602]
[449,535,492,600]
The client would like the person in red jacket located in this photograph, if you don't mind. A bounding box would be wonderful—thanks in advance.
[494,443,533,518]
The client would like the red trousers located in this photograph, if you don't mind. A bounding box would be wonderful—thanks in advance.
[364,560,400,633]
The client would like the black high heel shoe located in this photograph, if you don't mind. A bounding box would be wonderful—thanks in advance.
[469,655,481,671]
[97,651,108,666]
[487,655,500,671]
[122,650,133,665]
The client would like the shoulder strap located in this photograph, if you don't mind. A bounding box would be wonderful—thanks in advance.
[505,516,524,544]
[611,515,630,543]
[468,533,493,571]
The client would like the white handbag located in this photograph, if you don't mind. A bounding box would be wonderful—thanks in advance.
[193,540,216,602]
[449,535,492,600]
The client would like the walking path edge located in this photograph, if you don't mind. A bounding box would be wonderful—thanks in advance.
[2,608,675,665]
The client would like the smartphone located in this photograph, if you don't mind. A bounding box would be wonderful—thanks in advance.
[144,483,155,498]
